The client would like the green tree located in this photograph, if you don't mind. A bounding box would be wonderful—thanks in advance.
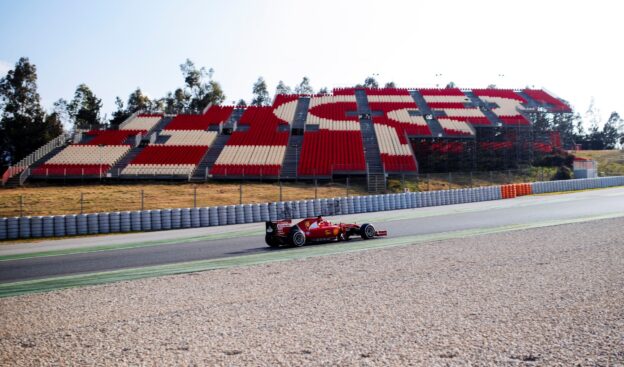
[67,84,103,130]
[109,97,129,128]
[0,57,62,169]
[318,87,329,94]
[602,112,621,149]
[294,77,314,94]
[445,81,456,89]
[251,77,270,106]
[364,76,379,88]
[179,59,225,113]
[127,88,152,113]
[384,81,396,88]
[275,80,292,95]
[236,99,247,107]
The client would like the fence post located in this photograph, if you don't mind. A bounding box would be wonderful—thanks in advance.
[141,190,144,211]
[470,172,474,188]
[279,181,283,202]
[239,182,243,205]
[427,174,430,191]
[80,193,84,214]
[193,185,197,208]
[448,172,452,189]
[315,179,318,199]
[19,195,24,217]
[346,176,350,197]
[401,174,405,191]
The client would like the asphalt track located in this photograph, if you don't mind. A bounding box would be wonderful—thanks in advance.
[1,187,623,284]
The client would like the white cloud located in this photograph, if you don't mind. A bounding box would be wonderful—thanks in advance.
[0,60,11,77]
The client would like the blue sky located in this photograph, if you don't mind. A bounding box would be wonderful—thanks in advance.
[1,0,622,125]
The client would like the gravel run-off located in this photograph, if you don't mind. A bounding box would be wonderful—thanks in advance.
[1,217,623,366]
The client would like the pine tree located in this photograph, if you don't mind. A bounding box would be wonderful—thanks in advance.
[364,76,379,88]
[384,81,396,88]
[0,57,62,169]
[251,77,270,106]
[294,77,314,94]
[275,80,292,95]
[68,84,103,130]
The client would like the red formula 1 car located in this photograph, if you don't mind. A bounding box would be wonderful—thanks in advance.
[265,216,387,247]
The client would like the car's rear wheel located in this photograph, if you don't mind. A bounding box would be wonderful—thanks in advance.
[265,234,280,248]
[360,223,375,240]
[289,228,306,247]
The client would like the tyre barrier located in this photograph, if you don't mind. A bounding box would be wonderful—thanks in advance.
[7,217,19,239]
[151,210,162,231]
[31,216,43,238]
[77,214,88,235]
[66,214,77,236]
[235,205,245,224]
[225,206,235,225]
[171,208,182,229]
[140,210,151,231]
[109,212,120,233]
[209,207,219,226]
[191,208,201,228]
[200,207,210,227]
[3,177,624,240]
[53,215,65,237]
[87,213,99,234]
[130,211,141,231]
[244,204,253,223]
[181,208,191,228]
[120,211,131,232]
[161,209,172,230]
[259,203,269,221]
[0,218,6,240]
[42,216,54,237]
[217,206,227,226]
[19,216,31,238]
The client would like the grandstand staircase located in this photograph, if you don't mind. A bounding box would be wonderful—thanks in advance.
[280,97,310,179]
[463,91,504,126]
[189,134,230,182]
[151,116,173,132]
[9,145,69,186]
[109,146,144,178]
[355,89,386,193]
[409,90,445,137]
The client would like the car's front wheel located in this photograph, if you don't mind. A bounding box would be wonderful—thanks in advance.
[289,228,306,247]
[360,223,375,240]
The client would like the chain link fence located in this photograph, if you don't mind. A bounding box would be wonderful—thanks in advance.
[2,166,622,218]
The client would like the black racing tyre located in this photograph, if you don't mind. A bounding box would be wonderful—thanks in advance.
[265,234,280,248]
[360,223,375,240]
[288,228,306,247]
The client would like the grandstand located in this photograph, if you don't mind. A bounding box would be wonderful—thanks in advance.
[2,87,570,191]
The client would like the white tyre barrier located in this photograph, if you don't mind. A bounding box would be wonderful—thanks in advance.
[77,214,89,234]
[99,212,110,234]
[7,217,19,239]
[42,216,55,237]
[218,206,227,225]
[190,208,201,228]
[181,208,192,228]
[66,215,77,236]
[150,210,162,231]
[259,203,269,221]
[244,204,253,223]
[0,218,6,240]
[53,215,65,237]
[277,202,285,220]
[140,211,151,231]
[161,209,172,230]
[268,203,277,221]
[109,212,120,233]
[252,204,262,222]
[31,216,43,238]
[171,208,182,229]
[19,216,31,238]
[120,212,131,232]
[313,200,321,216]
[199,207,210,227]
[87,213,99,234]
[209,207,219,226]
[130,211,141,231]
[235,205,245,224]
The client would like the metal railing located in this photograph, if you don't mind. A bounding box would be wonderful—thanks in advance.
[2,132,70,186]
